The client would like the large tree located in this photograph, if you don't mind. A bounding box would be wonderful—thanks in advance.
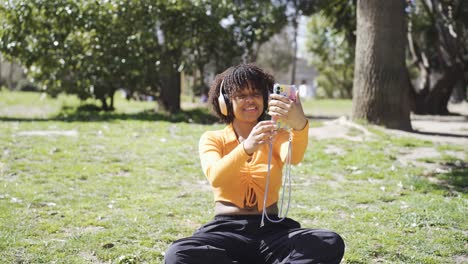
[0,0,162,111]
[305,0,467,115]
[352,0,412,131]
[407,0,467,114]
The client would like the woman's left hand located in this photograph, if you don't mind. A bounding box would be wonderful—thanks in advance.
[268,90,308,130]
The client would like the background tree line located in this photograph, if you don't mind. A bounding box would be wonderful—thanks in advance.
[0,0,290,112]
[1,0,467,130]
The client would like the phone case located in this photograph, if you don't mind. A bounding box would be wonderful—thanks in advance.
[272,84,296,129]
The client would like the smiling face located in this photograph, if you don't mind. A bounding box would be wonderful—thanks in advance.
[231,86,264,123]
[208,64,275,124]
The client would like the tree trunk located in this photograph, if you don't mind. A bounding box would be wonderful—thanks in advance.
[408,0,466,114]
[7,59,14,89]
[352,0,412,131]
[109,89,115,110]
[290,14,298,85]
[411,66,462,114]
[198,63,206,95]
[158,62,181,114]
[100,97,109,111]
[450,79,467,103]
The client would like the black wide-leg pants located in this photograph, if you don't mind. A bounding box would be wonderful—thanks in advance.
[164,215,345,264]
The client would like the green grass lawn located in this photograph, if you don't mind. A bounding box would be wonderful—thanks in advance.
[0,91,466,263]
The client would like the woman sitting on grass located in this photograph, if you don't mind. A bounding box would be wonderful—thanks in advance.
[164,64,344,264]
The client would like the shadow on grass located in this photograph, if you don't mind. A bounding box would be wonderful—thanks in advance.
[438,161,468,193]
[305,114,350,121]
[0,104,220,124]
[1,105,339,124]
[414,161,468,195]
[410,130,468,139]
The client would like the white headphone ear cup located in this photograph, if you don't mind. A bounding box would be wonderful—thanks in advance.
[218,79,228,116]
[218,94,227,116]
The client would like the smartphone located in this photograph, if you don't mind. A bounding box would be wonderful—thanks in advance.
[273,83,297,101]
[272,84,297,129]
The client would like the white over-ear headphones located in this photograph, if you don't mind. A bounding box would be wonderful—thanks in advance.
[218,79,228,116]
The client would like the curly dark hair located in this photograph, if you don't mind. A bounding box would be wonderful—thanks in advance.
[208,64,275,124]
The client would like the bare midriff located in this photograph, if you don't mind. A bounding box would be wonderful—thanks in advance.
[214,201,278,215]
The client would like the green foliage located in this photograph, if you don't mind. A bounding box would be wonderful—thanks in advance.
[0,0,289,111]
[301,0,356,99]
[0,0,163,110]
[227,0,287,62]
[306,14,354,98]
[256,29,294,74]
[407,0,468,72]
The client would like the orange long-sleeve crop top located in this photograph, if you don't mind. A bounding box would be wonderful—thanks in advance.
[199,121,309,211]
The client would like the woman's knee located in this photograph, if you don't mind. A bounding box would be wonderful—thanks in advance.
[315,230,345,263]
[164,239,203,264]
[329,231,345,258]
[295,229,345,263]
[164,238,234,264]
[164,239,186,264]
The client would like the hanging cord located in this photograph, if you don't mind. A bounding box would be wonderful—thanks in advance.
[260,131,293,227]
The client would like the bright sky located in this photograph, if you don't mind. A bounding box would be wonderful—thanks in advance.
[297,16,309,58]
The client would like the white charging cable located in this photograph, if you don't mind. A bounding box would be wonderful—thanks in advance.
[260,132,293,227]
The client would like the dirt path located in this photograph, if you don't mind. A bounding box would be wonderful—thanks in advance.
[310,102,468,145]
[309,102,468,175]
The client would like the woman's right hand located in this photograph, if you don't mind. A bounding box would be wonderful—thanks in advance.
[242,121,277,155]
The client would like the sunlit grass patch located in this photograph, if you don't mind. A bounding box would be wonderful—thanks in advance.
[0,91,466,263]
